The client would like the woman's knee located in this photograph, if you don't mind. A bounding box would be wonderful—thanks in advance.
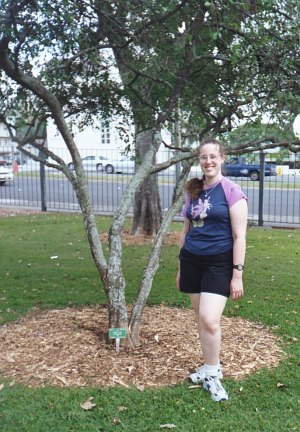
[199,315,220,335]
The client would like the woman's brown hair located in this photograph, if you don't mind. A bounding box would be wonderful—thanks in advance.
[185,138,225,199]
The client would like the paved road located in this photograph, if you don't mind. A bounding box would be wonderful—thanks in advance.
[0,173,299,225]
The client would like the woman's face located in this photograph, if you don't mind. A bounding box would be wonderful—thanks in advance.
[198,143,225,179]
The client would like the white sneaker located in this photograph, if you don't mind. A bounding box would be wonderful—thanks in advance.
[189,365,223,384]
[203,376,228,402]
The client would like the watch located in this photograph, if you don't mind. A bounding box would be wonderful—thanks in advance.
[233,264,244,271]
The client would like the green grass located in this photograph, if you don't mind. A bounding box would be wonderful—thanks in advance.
[0,213,299,431]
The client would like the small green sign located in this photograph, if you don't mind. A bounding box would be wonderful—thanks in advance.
[109,328,127,339]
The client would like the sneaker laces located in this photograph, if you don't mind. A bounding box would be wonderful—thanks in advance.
[211,378,224,393]
[204,376,228,399]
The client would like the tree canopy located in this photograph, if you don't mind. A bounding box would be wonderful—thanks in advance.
[1,1,300,149]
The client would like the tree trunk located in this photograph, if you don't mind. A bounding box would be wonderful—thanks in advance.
[129,161,192,346]
[131,127,163,236]
[106,226,131,345]
[69,172,134,346]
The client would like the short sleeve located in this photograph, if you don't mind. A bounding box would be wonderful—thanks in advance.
[221,177,247,208]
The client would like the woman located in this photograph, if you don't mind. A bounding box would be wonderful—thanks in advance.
[177,138,248,402]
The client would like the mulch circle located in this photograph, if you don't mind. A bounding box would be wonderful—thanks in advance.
[0,305,283,388]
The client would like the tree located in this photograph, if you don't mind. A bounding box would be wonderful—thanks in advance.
[1,0,300,347]
[99,1,203,237]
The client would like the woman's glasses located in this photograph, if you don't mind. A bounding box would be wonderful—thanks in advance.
[198,154,220,162]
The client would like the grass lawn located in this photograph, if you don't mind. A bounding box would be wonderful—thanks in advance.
[0,212,299,431]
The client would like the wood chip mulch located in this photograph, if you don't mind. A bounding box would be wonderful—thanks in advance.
[0,305,283,389]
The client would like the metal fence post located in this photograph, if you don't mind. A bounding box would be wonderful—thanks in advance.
[39,135,48,212]
[39,159,47,212]
[258,151,265,226]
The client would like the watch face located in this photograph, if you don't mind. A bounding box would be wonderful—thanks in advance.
[234,264,244,271]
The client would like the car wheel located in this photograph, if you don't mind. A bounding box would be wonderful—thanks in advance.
[0,181,5,185]
[96,164,103,172]
[105,164,114,174]
[68,162,74,170]
[249,171,259,181]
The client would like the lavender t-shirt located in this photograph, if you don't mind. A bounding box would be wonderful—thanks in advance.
[182,176,247,255]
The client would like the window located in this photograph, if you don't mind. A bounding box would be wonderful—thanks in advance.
[100,121,110,145]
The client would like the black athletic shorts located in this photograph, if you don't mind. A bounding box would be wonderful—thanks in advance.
[179,247,233,298]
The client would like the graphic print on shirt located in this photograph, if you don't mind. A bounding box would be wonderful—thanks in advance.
[190,196,212,227]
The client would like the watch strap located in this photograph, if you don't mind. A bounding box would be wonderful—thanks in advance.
[233,264,244,271]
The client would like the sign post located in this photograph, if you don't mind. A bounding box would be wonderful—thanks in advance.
[108,328,127,352]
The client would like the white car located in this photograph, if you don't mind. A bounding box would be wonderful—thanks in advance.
[0,166,14,185]
[68,155,135,174]
[103,156,135,174]
[68,155,108,172]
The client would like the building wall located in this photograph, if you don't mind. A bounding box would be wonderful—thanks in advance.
[46,118,133,163]
[46,118,174,164]
[1,118,175,165]
[0,123,13,151]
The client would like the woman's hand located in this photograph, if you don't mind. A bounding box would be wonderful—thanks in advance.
[230,276,244,301]
[176,270,180,290]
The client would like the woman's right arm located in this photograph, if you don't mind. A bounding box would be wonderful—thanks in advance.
[176,218,190,289]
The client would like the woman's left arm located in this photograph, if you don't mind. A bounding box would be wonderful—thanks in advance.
[229,198,248,301]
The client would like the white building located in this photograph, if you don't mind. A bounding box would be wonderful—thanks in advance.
[46,117,174,165]
[0,117,174,166]
[46,117,131,163]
